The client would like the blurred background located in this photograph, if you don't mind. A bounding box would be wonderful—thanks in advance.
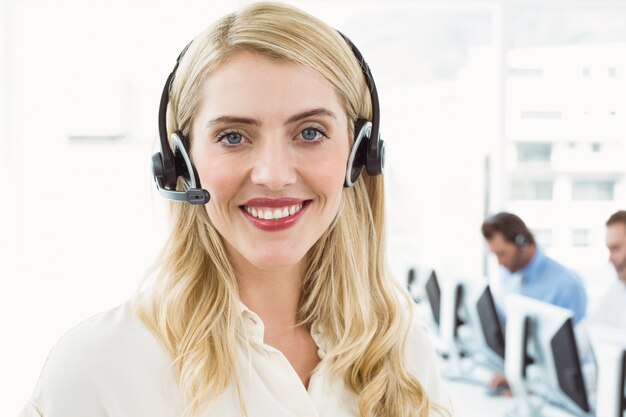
[1,0,625,416]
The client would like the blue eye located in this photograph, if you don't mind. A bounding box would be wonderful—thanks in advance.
[217,131,243,145]
[300,127,327,142]
[302,128,319,141]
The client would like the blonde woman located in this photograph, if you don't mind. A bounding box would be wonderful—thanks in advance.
[20,3,452,417]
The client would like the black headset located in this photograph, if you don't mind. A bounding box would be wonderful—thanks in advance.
[151,32,385,205]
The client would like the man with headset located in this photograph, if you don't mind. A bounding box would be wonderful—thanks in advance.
[588,210,626,330]
[481,211,587,325]
[481,212,588,396]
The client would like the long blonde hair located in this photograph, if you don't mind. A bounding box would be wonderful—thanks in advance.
[136,2,442,416]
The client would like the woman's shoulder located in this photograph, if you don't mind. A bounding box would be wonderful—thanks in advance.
[44,300,162,367]
[27,299,181,416]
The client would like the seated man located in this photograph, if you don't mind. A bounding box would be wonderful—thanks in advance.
[481,212,588,395]
[588,210,626,330]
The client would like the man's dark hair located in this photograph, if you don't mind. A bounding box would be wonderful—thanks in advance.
[481,211,536,246]
[606,210,626,228]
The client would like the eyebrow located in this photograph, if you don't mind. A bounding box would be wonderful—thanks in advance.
[285,108,337,124]
[206,116,260,128]
[205,108,337,128]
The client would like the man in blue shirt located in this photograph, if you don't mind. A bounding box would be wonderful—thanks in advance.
[481,212,587,324]
[480,212,588,396]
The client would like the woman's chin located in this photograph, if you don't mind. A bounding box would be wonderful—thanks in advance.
[246,253,306,272]
[223,238,312,274]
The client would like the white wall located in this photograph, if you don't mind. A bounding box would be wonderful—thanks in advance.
[1,1,239,415]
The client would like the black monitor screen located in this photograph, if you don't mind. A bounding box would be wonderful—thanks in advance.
[476,286,505,359]
[407,268,416,291]
[550,318,591,413]
[425,270,441,326]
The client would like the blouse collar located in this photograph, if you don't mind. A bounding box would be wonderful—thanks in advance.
[236,301,328,359]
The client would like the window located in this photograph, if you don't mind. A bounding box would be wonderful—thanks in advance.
[571,180,615,200]
[572,229,591,247]
[517,142,551,163]
[510,180,553,200]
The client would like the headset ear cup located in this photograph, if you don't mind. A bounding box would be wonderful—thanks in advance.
[153,147,179,189]
[172,132,190,182]
[344,119,371,187]
[152,152,165,180]
[151,150,175,191]
[171,131,203,190]
[366,132,385,175]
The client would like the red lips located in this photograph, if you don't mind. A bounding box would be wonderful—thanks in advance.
[240,198,310,232]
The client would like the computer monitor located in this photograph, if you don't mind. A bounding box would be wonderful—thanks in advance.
[463,282,506,371]
[407,267,416,293]
[476,286,506,358]
[423,270,472,380]
[424,271,505,378]
[407,266,434,305]
[505,295,592,417]
[424,270,466,331]
[589,325,626,417]
[424,270,442,326]
[424,270,468,339]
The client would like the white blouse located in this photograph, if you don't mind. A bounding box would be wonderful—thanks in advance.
[19,300,453,417]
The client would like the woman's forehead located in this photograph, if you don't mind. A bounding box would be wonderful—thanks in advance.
[195,51,348,125]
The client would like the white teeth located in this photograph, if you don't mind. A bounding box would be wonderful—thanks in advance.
[244,203,304,221]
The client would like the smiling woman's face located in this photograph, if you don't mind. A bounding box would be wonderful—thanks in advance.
[190,51,351,273]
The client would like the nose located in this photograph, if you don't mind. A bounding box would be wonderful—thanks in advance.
[250,137,297,190]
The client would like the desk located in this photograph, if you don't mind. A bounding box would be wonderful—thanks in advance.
[444,376,577,417]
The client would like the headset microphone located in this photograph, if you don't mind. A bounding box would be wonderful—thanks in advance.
[152,176,210,204]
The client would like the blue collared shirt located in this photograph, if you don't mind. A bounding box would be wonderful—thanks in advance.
[498,248,588,325]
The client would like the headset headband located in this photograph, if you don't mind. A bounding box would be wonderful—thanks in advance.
[337,32,380,153]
